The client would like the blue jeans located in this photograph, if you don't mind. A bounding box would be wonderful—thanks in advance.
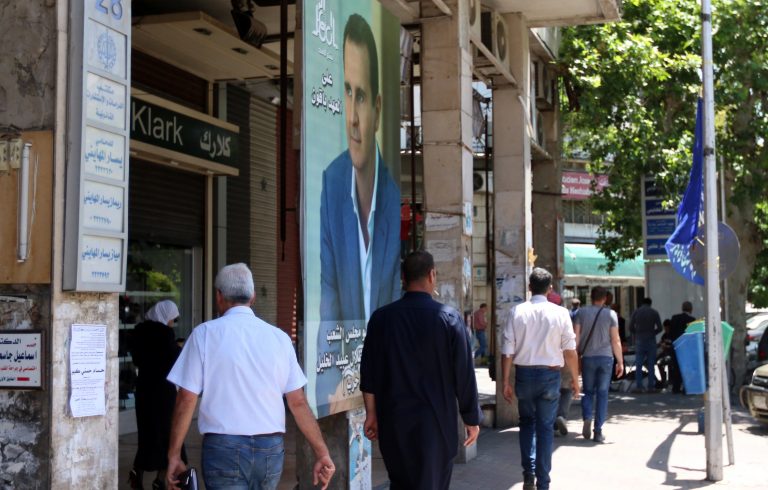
[475,330,487,358]
[634,338,657,391]
[580,356,614,432]
[515,366,560,489]
[202,433,284,490]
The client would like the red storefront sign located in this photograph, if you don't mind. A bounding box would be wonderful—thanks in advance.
[561,171,609,200]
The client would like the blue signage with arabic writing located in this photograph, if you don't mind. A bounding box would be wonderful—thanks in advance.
[644,199,676,217]
[130,97,239,166]
[646,218,677,236]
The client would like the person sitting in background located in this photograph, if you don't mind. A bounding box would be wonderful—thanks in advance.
[657,319,675,389]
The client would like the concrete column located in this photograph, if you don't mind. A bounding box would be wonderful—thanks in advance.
[47,0,119,485]
[420,0,476,462]
[493,13,532,428]
[532,102,562,284]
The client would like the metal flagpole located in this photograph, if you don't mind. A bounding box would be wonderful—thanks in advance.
[701,0,724,481]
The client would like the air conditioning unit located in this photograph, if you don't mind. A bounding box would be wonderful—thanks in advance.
[481,11,510,72]
[473,171,493,193]
[535,60,555,111]
[468,0,482,44]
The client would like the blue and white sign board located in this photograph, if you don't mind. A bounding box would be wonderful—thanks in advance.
[64,0,130,291]
[642,177,676,259]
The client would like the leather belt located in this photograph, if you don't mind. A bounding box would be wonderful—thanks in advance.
[516,364,560,371]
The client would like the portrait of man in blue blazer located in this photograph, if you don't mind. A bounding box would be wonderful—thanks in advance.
[316,13,401,416]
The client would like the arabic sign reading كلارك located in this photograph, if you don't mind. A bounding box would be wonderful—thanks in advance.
[130,98,239,166]
[0,332,43,389]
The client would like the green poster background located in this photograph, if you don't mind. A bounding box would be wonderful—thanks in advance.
[302,0,401,417]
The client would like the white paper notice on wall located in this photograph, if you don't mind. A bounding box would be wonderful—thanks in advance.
[70,324,107,418]
[425,213,460,232]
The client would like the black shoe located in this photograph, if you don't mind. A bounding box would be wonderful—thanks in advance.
[555,416,568,436]
[151,479,166,490]
[593,430,605,443]
[523,473,535,490]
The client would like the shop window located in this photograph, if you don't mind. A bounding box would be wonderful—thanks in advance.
[118,242,202,410]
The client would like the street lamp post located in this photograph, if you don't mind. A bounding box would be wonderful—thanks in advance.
[701,0,724,481]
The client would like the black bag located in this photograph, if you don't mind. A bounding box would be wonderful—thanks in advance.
[178,467,198,490]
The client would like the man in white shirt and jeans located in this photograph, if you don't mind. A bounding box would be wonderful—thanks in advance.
[165,263,335,490]
[502,268,579,490]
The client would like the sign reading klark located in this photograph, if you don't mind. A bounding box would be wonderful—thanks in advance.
[130,98,239,166]
[561,171,609,200]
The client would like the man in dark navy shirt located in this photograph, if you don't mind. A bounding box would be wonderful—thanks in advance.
[360,251,481,490]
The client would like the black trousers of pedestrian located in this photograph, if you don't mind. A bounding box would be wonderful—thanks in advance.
[669,352,683,392]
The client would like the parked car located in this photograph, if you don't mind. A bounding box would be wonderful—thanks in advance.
[746,313,768,371]
[740,363,768,425]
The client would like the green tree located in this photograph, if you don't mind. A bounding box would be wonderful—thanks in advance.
[560,0,768,385]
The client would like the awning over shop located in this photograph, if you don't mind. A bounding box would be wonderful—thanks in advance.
[563,243,645,287]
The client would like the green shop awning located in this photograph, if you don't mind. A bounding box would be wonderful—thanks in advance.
[563,243,645,287]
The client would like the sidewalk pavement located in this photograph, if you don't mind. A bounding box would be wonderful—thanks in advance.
[119,368,768,489]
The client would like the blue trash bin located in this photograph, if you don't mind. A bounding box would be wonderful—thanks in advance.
[673,331,706,395]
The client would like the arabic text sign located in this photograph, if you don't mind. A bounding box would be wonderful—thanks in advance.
[79,235,123,284]
[130,97,239,166]
[70,324,107,418]
[83,126,126,181]
[0,332,42,389]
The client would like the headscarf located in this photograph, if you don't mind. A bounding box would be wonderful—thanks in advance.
[145,300,179,326]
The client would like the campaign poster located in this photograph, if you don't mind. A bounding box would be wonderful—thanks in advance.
[302,0,401,417]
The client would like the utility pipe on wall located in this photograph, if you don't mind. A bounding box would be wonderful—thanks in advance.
[17,143,31,262]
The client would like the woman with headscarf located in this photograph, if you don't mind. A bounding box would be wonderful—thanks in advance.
[128,300,186,490]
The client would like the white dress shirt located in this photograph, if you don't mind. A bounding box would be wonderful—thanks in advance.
[167,306,307,435]
[502,295,576,367]
[351,150,380,321]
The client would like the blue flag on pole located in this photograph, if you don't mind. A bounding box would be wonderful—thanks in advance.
[665,98,704,285]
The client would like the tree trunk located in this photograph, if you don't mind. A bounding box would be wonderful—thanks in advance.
[724,176,762,388]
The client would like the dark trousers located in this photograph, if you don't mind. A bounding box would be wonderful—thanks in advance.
[669,351,682,392]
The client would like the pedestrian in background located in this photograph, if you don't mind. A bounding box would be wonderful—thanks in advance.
[128,300,185,490]
[165,263,334,490]
[361,251,481,490]
[546,291,572,437]
[473,303,489,362]
[574,286,623,443]
[629,297,663,393]
[669,301,695,393]
[570,298,581,322]
[503,268,579,490]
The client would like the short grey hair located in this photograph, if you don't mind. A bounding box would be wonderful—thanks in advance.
[215,263,254,304]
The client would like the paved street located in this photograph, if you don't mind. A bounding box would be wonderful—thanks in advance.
[119,368,768,489]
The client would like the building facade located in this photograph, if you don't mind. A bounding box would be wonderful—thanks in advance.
[0,0,619,487]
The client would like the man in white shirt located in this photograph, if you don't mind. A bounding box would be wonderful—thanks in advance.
[502,268,579,490]
[165,263,335,490]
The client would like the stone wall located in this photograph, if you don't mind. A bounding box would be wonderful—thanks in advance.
[0,1,57,487]
[0,286,51,489]
[0,2,56,129]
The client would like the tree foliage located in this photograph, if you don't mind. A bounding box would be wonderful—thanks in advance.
[560,0,768,383]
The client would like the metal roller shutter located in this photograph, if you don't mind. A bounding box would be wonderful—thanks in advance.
[129,159,205,247]
[248,97,279,325]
